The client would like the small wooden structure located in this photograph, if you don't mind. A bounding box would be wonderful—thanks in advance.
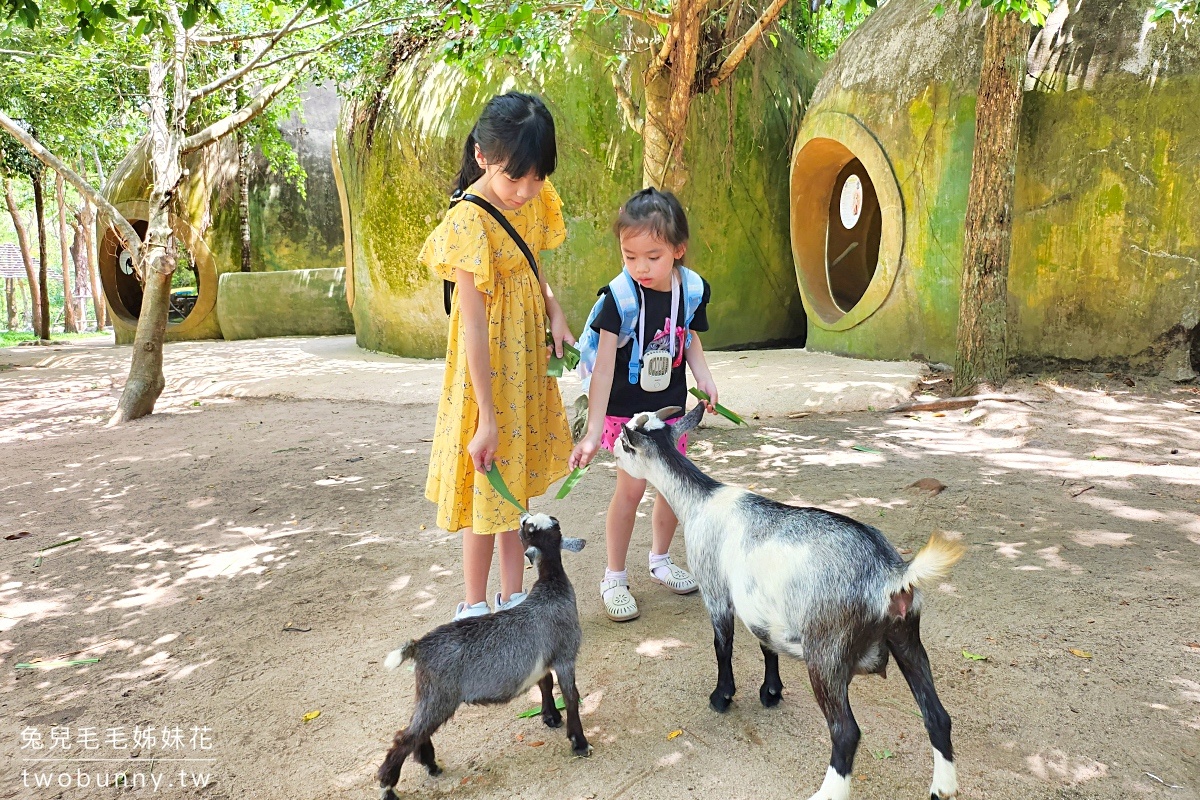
[0,243,36,330]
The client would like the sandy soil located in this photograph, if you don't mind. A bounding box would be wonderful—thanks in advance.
[2,344,1199,800]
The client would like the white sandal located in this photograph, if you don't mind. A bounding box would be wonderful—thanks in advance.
[649,557,699,595]
[599,579,640,622]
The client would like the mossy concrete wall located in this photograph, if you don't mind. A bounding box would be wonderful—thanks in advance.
[336,27,821,359]
[102,84,346,345]
[796,0,1200,374]
[209,84,345,275]
[216,268,353,340]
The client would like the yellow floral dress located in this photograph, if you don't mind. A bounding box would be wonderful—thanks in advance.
[422,180,573,535]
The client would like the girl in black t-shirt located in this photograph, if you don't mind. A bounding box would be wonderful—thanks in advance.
[568,188,720,622]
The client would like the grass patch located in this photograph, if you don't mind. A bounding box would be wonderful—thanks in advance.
[1,331,110,347]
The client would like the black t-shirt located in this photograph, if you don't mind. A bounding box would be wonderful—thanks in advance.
[590,275,711,419]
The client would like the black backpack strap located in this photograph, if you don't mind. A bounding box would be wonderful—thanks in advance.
[443,191,540,315]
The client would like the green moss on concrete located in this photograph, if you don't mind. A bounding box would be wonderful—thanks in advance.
[803,84,977,363]
[216,268,354,340]
[338,29,821,358]
[797,0,1200,371]
[1009,72,1200,365]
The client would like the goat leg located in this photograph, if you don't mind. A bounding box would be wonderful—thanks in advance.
[759,644,784,708]
[378,701,450,794]
[806,662,859,800]
[538,673,562,729]
[887,619,957,799]
[709,608,736,712]
[377,730,416,798]
[553,660,591,757]
[415,737,441,777]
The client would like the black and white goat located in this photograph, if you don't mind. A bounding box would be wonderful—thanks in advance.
[377,514,590,798]
[613,405,965,800]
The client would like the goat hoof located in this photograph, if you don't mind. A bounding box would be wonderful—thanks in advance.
[759,685,783,708]
[709,691,734,713]
[380,788,400,800]
[425,763,442,777]
[571,740,593,757]
[542,713,563,729]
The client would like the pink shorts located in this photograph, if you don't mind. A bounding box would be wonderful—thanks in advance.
[600,415,688,454]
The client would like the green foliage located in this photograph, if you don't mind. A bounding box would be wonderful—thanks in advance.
[779,1,873,61]
[932,0,1053,25]
[1,124,44,179]
[1150,0,1199,23]
[0,3,147,185]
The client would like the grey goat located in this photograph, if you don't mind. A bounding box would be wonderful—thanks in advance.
[377,514,591,798]
[614,405,965,800]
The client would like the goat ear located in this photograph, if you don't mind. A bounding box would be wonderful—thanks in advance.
[671,402,706,442]
[561,537,586,553]
[628,411,652,430]
[655,406,682,421]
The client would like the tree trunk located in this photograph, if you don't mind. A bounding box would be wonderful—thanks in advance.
[3,177,41,333]
[81,201,107,328]
[234,46,253,272]
[111,49,184,424]
[237,132,252,271]
[954,11,1029,394]
[33,174,50,341]
[641,0,705,192]
[70,218,91,329]
[641,70,674,190]
[19,277,31,328]
[55,172,80,333]
[4,278,14,330]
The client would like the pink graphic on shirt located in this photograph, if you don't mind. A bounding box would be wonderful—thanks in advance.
[643,316,686,368]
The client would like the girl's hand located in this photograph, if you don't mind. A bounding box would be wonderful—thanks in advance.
[694,378,719,414]
[547,303,575,360]
[570,433,601,469]
[468,415,500,474]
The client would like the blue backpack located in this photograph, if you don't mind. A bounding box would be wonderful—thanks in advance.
[576,266,705,391]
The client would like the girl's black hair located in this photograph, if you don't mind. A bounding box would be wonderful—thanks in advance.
[614,187,690,250]
[453,92,557,194]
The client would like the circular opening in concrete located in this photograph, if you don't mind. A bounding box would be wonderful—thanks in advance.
[826,159,881,314]
[99,207,216,334]
[109,219,149,322]
[790,112,904,332]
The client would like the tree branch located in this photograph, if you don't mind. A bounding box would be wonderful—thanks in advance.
[191,0,371,44]
[644,20,677,84]
[188,14,403,107]
[709,0,788,89]
[188,3,313,101]
[610,65,643,134]
[0,109,141,268]
[542,2,669,26]
[181,17,404,155]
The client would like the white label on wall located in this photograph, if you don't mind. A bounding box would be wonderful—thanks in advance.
[840,174,863,230]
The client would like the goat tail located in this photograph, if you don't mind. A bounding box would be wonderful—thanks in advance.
[384,640,417,671]
[899,531,965,592]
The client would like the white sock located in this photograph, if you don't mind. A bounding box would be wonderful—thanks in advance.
[649,552,672,580]
[601,569,627,601]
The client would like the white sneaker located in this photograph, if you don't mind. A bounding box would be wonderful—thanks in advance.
[453,601,490,621]
[494,591,528,612]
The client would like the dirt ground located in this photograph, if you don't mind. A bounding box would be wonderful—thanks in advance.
[2,343,1199,800]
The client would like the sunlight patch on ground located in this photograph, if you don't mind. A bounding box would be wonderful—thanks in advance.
[636,638,689,658]
[1025,749,1109,784]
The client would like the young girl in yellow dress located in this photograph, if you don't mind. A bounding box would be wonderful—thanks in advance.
[421,92,576,620]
